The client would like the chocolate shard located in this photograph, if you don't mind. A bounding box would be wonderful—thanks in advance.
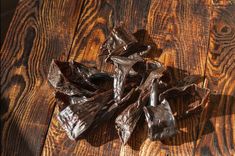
[57,89,113,140]
[92,87,136,127]
[115,91,149,144]
[159,84,210,119]
[98,25,151,68]
[143,79,177,140]
[48,60,99,96]
[115,100,142,144]
[111,56,143,102]
[143,99,177,140]
[140,61,166,92]
[99,26,138,62]
[48,60,113,95]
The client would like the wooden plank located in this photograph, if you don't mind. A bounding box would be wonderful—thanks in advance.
[140,0,211,155]
[195,2,235,156]
[0,0,19,46]
[42,0,152,155]
[0,0,84,155]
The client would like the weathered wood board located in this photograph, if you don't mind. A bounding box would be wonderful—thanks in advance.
[1,0,234,155]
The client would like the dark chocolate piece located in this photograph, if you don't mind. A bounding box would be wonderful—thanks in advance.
[143,99,177,140]
[97,26,151,68]
[140,61,166,92]
[100,26,138,59]
[111,55,143,102]
[141,64,177,140]
[48,60,99,96]
[115,92,149,144]
[159,84,210,119]
[143,80,177,140]
[57,89,113,140]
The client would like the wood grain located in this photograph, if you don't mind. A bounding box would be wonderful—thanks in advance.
[0,0,19,46]
[195,2,235,156]
[42,0,152,155]
[2,0,235,155]
[0,0,84,155]
[140,0,211,155]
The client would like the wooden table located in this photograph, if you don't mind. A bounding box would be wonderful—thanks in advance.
[1,0,235,155]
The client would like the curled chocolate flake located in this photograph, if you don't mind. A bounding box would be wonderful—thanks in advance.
[159,84,210,119]
[48,60,99,96]
[57,89,113,140]
[143,99,177,140]
[100,26,138,60]
[115,92,149,144]
[98,26,151,69]
[140,65,177,140]
[143,80,177,140]
[140,61,166,92]
[111,56,143,102]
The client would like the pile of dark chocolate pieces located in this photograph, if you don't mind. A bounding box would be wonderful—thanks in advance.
[48,26,210,144]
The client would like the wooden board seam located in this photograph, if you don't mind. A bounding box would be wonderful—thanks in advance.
[39,1,86,155]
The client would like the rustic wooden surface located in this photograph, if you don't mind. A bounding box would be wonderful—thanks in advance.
[1,0,234,156]
[0,0,19,46]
